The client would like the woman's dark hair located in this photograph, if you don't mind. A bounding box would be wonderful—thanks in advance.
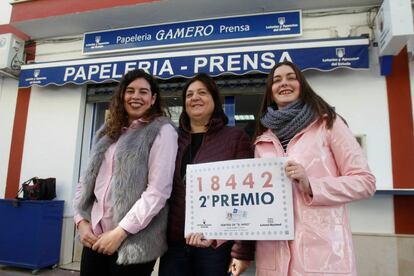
[253,61,336,140]
[179,73,228,130]
[103,69,166,140]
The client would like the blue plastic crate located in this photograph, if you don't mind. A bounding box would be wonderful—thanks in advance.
[0,199,64,271]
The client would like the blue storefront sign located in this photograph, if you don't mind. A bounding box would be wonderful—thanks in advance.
[19,38,369,88]
[83,11,302,55]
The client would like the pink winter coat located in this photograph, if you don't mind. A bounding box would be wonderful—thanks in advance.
[254,117,376,276]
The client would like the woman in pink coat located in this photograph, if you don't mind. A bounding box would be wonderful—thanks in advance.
[253,61,376,275]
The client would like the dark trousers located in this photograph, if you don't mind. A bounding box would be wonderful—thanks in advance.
[159,242,233,276]
[80,246,156,276]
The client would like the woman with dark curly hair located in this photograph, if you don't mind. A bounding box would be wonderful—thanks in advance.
[73,69,177,276]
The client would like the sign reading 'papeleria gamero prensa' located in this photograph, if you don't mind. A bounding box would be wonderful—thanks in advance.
[83,11,302,55]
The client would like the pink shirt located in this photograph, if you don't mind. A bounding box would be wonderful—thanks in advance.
[74,120,178,235]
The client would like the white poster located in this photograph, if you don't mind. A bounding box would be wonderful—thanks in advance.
[185,157,294,240]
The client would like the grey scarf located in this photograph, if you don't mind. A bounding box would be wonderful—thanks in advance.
[260,100,315,141]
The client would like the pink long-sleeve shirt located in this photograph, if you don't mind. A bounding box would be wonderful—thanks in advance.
[74,120,178,236]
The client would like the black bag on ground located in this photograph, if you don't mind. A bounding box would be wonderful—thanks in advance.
[18,177,56,200]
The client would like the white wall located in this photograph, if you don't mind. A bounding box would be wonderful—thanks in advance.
[348,195,395,233]
[0,76,19,198]
[0,1,11,25]
[13,35,88,265]
[301,10,395,190]
[302,10,373,40]
[20,84,86,215]
[0,0,16,198]
[18,84,86,265]
[35,38,83,62]
[302,50,395,234]
[300,11,395,234]
[304,52,392,190]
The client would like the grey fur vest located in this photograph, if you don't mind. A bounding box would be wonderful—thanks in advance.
[75,116,174,264]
